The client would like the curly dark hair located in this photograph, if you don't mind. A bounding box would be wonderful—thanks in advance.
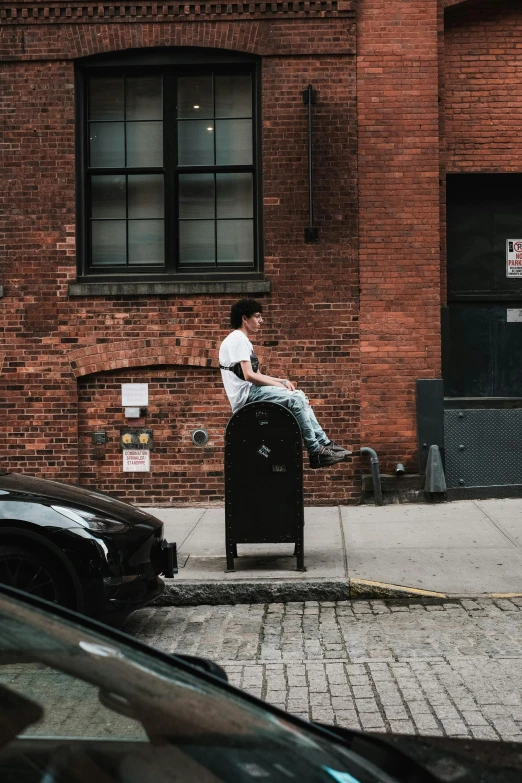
[230,299,264,329]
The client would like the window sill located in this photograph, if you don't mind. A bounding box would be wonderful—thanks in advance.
[68,280,271,297]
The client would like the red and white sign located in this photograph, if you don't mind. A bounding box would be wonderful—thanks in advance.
[123,450,150,472]
[506,240,522,277]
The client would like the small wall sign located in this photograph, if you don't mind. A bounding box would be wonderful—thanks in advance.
[123,450,150,472]
[506,240,522,277]
[121,383,148,407]
[507,309,522,323]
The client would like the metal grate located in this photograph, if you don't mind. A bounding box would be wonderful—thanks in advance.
[447,485,522,501]
[444,408,522,488]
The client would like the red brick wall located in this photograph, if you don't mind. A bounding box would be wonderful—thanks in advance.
[78,366,228,505]
[445,0,522,173]
[357,0,441,473]
[0,7,360,504]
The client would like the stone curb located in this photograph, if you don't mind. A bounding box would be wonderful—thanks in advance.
[154,578,522,606]
[156,580,350,606]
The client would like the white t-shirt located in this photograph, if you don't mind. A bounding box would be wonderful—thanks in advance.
[219,330,255,412]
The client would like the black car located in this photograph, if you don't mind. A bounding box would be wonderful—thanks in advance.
[0,583,521,783]
[0,472,177,623]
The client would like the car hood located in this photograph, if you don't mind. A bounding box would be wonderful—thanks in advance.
[0,473,161,529]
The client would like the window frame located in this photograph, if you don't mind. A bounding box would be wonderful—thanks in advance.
[75,49,264,283]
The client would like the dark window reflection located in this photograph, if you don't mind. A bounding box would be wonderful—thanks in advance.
[86,70,255,271]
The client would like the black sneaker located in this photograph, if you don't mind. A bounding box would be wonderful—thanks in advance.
[309,445,346,469]
[327,440,353,458]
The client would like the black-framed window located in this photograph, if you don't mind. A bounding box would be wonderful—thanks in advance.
[76,51,262,281]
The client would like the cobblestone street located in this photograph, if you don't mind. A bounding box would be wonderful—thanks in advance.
[123,598,522,742]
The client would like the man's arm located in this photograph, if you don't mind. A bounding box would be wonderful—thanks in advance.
[240,360,296,390]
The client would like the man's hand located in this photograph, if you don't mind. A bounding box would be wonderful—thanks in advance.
[282,379,297,392]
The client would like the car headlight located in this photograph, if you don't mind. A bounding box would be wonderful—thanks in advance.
[52,505,129,534]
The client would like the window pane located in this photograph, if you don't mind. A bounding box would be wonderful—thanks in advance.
[128,220,164,265]
[89,77,124,121]
[85,70,257,275]
[126,121,163,167]
[177,121,215,166]
[91,175,126,219]
[179,220,215,265]
[89,122,125,168]
[215,75,252,118]
[179,174,215,219]
[126,76,163,121]
[217,173,253,219]
[217,219,253,264]
[128,175,164,219]
[177,76,213,119]
[215,120,252,165]
[91,220,126,266]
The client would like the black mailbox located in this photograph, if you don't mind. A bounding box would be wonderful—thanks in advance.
[224,401,305,572]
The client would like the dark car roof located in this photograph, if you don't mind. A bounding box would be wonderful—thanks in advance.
[0,472,160,527]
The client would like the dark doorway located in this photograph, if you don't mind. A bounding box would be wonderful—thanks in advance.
[444,174,522,398]
[443,174,522,497]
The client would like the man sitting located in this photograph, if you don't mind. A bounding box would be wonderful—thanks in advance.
[219,298,352,469]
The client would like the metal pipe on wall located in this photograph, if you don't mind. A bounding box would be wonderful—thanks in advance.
[302,84,318,243]
[360,447,383,506]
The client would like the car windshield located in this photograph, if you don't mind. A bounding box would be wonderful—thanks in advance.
[0,592,386,783]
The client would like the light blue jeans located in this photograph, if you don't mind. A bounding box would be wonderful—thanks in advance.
[246,386,329,454]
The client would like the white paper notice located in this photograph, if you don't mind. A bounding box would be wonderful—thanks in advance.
[507,309,522,323]
[121,383,148,407]
[123,450,150,472]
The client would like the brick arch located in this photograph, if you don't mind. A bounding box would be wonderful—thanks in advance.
[67,22,262,60]
[69,336,218,378]
[442,0,473,7]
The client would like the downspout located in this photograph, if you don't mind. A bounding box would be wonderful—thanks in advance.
[302,84,318,243]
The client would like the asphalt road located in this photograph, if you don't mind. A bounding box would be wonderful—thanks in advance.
[123,597,522,742]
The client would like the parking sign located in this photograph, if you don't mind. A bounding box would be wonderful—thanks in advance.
[506,239,522,277]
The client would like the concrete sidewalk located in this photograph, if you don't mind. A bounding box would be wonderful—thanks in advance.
[141,499,522,604]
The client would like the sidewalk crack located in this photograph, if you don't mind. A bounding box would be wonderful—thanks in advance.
[472,501,518,548]
[179,507,208,550]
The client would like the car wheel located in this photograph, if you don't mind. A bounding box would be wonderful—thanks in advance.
[0,545,72,606]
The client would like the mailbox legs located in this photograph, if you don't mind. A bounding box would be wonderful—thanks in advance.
[294,530,306,572]
[227,536,306,572]
[225,533,236,572]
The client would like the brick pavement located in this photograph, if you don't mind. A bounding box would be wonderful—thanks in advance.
[123,598,522,742]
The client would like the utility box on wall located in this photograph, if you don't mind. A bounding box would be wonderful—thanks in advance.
[416,379,445,475]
